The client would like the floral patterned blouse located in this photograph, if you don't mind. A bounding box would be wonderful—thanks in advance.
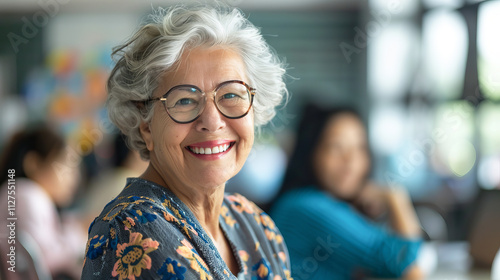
[82,178,293,280]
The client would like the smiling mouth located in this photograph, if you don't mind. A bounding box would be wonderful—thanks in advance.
[187,142,236,155]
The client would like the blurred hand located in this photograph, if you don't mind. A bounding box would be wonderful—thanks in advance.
[404,265,424,280]
[353,181,389,220]
[354,181,421,238]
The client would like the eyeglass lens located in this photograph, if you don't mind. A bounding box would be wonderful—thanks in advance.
[164,81,252,123]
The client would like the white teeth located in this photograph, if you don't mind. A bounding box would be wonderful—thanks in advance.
[189,143,232,155]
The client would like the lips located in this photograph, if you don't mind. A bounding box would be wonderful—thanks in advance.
[186,140,235,157]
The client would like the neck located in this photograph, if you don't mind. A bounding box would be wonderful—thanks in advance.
[140,163,225,240]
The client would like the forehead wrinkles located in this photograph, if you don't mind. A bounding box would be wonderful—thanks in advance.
[159,47,248,95]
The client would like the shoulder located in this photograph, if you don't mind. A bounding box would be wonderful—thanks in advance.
[224,192,261,214]
[12,179,55,216]
[82,179,207,280]
[223,193,293,279]
[223,193,270,234]
[85,189,182,259]
[14,178,49,199]
[270,186,359,237]
[221,194,285,249]
[223,193,277,232]
[93,178,188,228]
[87,178,201,245]
[273,186,347,214]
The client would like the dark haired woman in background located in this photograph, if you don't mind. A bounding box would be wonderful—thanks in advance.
[0,125,85,279]
[271,104,424,279]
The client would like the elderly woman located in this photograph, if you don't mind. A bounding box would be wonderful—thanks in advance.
[82,4,291,280]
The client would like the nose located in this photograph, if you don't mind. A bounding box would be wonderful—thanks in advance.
[194,98,226,132]
[339,149,356,167]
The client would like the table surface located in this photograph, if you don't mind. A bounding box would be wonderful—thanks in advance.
[368,242,493,279]
[428,268,490,280]
[426,242,491,280]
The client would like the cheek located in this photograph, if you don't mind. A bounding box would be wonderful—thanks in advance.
[354,154,370,175]
[319,154,342,174]
[235,115,254,147]
[152,117,190,152]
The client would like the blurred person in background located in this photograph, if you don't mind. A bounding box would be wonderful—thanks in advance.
[0,124,85,280]
[80,133,148,225]
[271,104,423,280]
[82,4,292,280]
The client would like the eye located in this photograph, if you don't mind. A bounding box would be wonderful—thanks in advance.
[176,98,195,106]
[222,93,239,99]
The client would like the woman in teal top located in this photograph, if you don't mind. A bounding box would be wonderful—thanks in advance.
[271,104,423,279]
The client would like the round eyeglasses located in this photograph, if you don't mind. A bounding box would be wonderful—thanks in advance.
[146,80,256,124]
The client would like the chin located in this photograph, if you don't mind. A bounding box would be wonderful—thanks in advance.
[341,186,365,201]
[194,169,235,189]
[328,184,359,201]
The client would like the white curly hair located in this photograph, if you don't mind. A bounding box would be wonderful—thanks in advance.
[107,4,288,159]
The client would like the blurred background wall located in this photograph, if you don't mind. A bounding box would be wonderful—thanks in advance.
[0,0,499,242]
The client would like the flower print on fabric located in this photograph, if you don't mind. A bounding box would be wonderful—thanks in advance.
[176,239,212,280]
[260,213,283,244]
[112,231,159,280]
[162,210,199,240]
[239,250,250,275]
[161,197,201,240]
[162,198,182,219]
[123,217,136,230]
[162,210,179,225]
[157,257,187,280]
[85,234,108,260]
[278,252,288,264]
[131,209,157,224]
[102,196,155,222]
[226,193,258,214]
[252,258,271,280]
[125,195,155,204]
[83,179,294,280]
[276,252,293,280]
[120,208,158,230]
[109,227,119,250]
[220,205,237,227]
[104,203,129,221]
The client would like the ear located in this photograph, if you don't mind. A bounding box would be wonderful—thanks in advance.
[139,121,154,151]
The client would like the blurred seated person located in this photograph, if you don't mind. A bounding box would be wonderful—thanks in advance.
[81,133,148,223]
[271,104,424,280]
[0,124,85,279]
